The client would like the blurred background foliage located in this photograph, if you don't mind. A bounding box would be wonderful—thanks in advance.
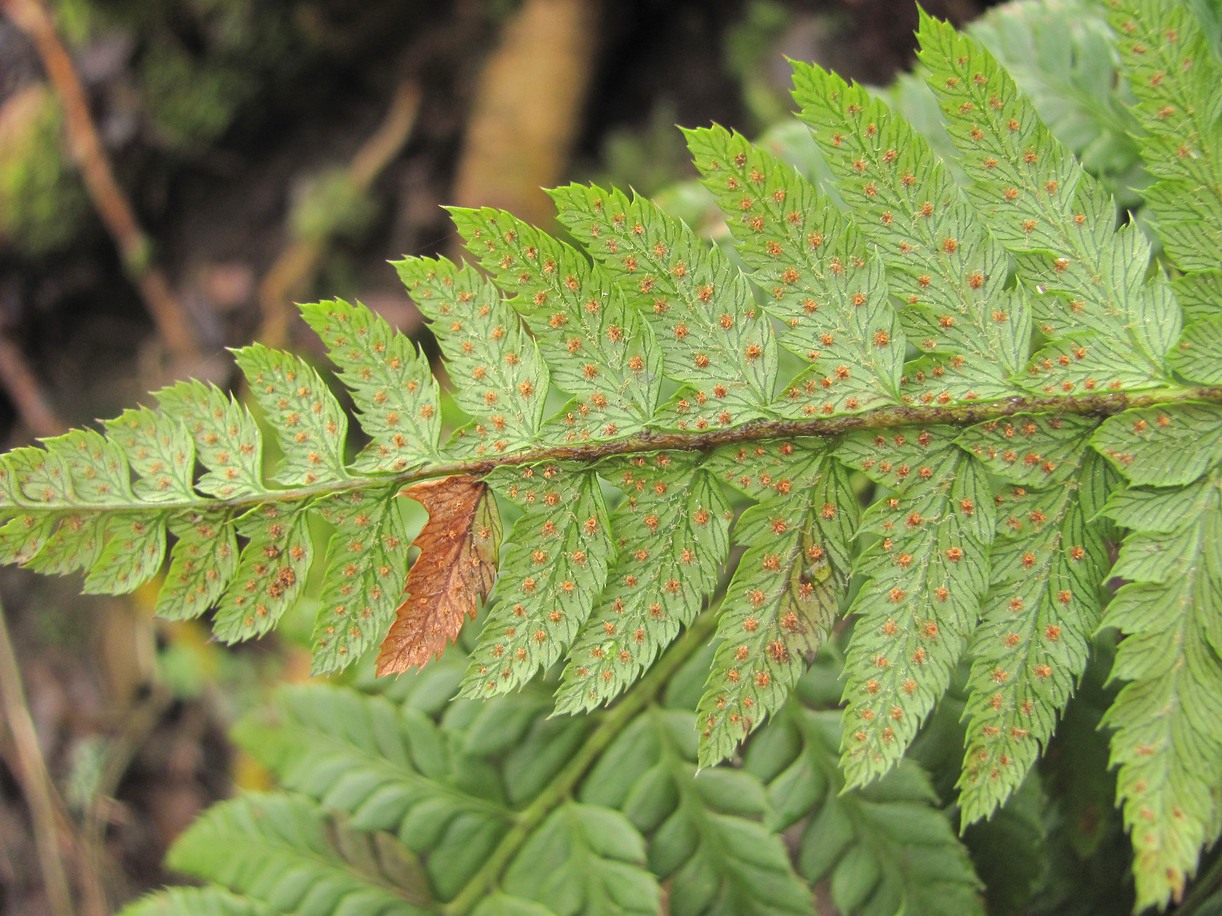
[0,0,1188,911]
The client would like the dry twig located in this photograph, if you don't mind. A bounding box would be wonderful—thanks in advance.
[0,595,76,915]
[257,79,423,347]
[3,0,201,361]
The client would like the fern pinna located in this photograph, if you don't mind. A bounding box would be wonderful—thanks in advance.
[5,2,1221,912]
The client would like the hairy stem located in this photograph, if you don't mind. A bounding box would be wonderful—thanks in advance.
[8,385,1219,516]
[443,607,720,914]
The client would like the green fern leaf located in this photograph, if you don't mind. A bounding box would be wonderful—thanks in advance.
[917,10,1181,391]
[104,406,196,501]
[166,792,432,913]
[461,464,611,697]
[233,682,513,902]
[300,298,441,472]
[501,803,661,916]
[449,207,663,440]
[1090,401,1222,486]
[684,124,905,415]
[156,379,264,498]
[791,61,1030,401]
[310,485,413,675]
[956,416,1114,822]
[394,256,548,455]
[120,886,272,916]
[83,512,167,594]
[697,440,856,765]
[583,708,812,915]
[1107,0,1222,275]
[1169,314,1222,384]
[155,511,238,621]
[550,182,779,427]
[212,500,312,642]
[1092,407,1222,909]
[556,453,730,713]
[747,704,983,916]
[835,427,994,786]
[233,344,349,486]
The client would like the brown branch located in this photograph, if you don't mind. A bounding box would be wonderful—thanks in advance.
[452,0,602,228]
[18,384,1222,519]
[257,80,423,348]
[2,0,201,361]
[0,333,64,437]
[0,593,75,915]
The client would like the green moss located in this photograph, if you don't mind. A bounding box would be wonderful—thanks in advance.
[0,85,91,256]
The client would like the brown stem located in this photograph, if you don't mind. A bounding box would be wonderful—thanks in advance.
[0,333,65,437]
[0,592,75,915]
[14,384,1221,518]
[257,80,423,347]
[3,0,201,360]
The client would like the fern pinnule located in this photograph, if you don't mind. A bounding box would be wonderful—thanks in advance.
[696,440,857,764]
[449,206,663,441]
[955,417,1115,823]
[556,452,730,714]
[684,125,905,417]
[918,12,1182,392]
[550,182,779,427]
[459,463,612,697]
[791,60,1031,402]
[835,426,995,786]
[1107,0,1222,276]
[394,256,548,456]
[300,297,441,472]
[1092,403,1222,908]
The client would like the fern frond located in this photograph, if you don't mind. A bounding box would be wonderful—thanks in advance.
[582,702,812,913]
[233,682,514,901]
[500,803,661,915]
[164,793,432,913]
[120,886,272,916]
[1,7,1221,906]
[746,703,983,916]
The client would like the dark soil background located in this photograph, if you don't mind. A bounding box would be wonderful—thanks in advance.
[0,1,992,911]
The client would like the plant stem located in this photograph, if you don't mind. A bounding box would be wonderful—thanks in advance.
[2,0,201,361]
[8,384,1220,516]
[0,592,76,915]
[442,608,720,914]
